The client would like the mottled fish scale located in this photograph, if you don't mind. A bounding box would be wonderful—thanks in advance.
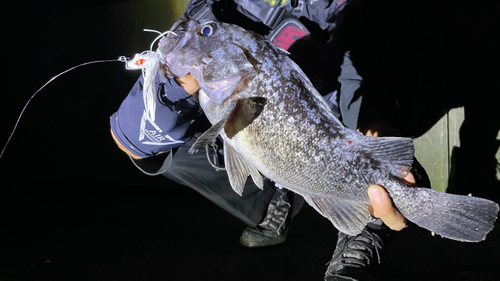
[157,19,499,242]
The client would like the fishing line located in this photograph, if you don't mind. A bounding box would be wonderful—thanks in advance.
[140,29,178,122]
[0,56,130,160]
[0,29,171,161]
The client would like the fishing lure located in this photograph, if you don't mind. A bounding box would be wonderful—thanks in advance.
[0,29,171,160]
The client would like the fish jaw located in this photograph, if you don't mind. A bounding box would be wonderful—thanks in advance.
[158,20,258,104]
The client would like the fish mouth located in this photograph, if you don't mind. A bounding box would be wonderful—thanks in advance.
[161,61,190,80]
[157,19,193,54]
[158,20,206,79]
[169,18,187,33]
[157,19,257,104]
[161,53,209,85]
[205,74,241,93]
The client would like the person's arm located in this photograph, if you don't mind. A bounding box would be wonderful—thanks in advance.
[286,0,353,35]
[111,129,143,159]
[110,73,200,160]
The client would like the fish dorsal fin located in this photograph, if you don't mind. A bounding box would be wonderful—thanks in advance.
[224,140,263,195]
[303,196,369,236]
[287,57,344,129]
[225,97,267,139]
[358,134,415,178]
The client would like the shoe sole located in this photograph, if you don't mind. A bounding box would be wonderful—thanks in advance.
[239,235,287,248]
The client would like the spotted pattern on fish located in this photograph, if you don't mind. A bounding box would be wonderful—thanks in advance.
[157,19,498,242]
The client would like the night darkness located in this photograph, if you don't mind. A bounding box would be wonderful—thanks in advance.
[1,1,500,280]
[0,1,183,187]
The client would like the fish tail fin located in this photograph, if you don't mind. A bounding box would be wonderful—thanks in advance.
[394,187,499,242]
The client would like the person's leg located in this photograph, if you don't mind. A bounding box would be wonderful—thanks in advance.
[163,135,304,245]
[338,51,398,132]
[239,187,298,247]
[322,51,387,281]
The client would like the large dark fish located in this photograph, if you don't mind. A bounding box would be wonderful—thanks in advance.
[156,19,498,242]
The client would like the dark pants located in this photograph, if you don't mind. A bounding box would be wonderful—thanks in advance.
[338,50,405,132]
[131,133,304,227]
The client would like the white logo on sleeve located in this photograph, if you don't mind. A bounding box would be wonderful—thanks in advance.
[139,110,184,146]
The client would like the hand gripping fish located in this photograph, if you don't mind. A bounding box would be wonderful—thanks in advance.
[156,19,498,242]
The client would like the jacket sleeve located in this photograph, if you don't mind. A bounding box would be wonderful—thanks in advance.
[111,0,217,175]
[130,75,202,176]
[182,0,217,20]
[110,71,202,159]
[287,0,356,46]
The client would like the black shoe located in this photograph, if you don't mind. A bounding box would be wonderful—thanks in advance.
[240,190,290,247]
[324,228,384,281]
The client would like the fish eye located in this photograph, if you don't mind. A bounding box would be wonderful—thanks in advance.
[199,22,217,36]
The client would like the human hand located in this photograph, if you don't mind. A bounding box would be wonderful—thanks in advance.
[361,122,414,230]
[367,172,415,231]
[359,122,400,137]
[176,74,200,100]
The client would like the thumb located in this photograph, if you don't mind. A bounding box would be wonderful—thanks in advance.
[368,185,407,231]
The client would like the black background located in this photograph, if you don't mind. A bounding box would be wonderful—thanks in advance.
[0,0,182,187]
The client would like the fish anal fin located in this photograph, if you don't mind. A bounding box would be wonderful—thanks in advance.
[225,97,267,139]
[224,140,263,195]
[303,196,370,236]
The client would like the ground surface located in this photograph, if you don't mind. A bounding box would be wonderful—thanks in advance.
[1,183,499,281]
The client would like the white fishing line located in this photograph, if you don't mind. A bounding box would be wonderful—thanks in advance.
[140,51,161,122]
[143,29,178,51]
[1,29,175,160]
[140,29,179,122]
[0,57,129,160]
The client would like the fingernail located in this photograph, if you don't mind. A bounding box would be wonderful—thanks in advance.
[369,186,382,202]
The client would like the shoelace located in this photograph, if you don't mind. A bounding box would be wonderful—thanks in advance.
[327,229,384,271]
[258,193,290,234]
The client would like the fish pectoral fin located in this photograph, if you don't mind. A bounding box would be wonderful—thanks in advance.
[224,141,264,195]
[360,135,415,178]
[303,196,370,236]
[188,116,228,154]
[224,97,267,139]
